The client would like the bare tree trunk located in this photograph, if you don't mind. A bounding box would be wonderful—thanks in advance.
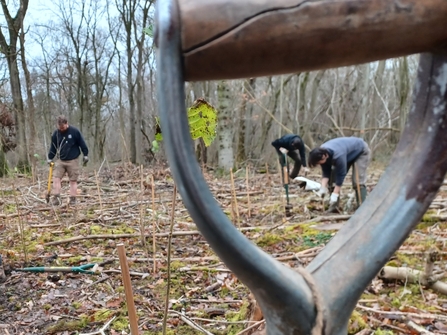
[217,80,234,171]
[359,63,371,139]
[305,71,324,147]
[398,57,410,133]
[118,59,128,163]
[236,81,247,166]
[278,75,285,138]
[19,27,37,176]
[0,138,7,177]
[297,72,309,137]
[0,0,29,172]
[244,78,256,161]
[370,60,386,144]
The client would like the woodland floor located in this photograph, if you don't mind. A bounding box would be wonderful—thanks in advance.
[1,162,447,335]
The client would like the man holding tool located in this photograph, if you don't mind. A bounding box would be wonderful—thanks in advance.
[47,115,89,206]
[272,134,309,216]
[308,136,371,213]
[45,161,54,203]
[271,134,309,179]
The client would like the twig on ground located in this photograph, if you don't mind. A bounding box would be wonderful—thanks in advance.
[169,310,213,335]
[406,319,435,335]
[234,320,266,335]
[357,304,447,321]
[79,316,116,335]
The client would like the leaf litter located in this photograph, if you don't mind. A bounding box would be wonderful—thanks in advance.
[1,162,447,334]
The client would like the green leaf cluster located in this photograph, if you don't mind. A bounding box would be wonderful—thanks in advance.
[155,98,217,147]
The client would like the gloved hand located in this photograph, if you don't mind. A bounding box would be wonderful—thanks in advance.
[47,159,53,165]
[279,147,288,154]
[303,167,310,174]
[83,156,89,166]
[316,186,328,197]
[329,192,339,205]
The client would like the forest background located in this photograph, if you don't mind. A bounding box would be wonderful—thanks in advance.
[0,0,417,176]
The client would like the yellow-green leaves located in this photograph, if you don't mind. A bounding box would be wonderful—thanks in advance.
[155,98,217,147]
[188,98,217,146]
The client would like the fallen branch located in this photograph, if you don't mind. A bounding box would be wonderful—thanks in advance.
[169,310,213,335]
[379,266,447,295]
[406,319,435,335]
[291,214,352,226]
[79,316,116,335]
[102,269,149,278]
[234,320,266,335]
[179,267,232,273]
[356,304,447,321]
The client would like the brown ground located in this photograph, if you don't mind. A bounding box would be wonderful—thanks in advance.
[1,162,447,335]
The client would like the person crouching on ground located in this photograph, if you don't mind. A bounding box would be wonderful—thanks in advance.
[308,136,371,212]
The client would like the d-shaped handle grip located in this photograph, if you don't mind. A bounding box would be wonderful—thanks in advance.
[177,0,447,80]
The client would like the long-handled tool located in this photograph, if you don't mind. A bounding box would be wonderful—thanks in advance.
[14,263,96,274]
[280,153,293,217]
[46,162,55,203]
[354,163,362,206]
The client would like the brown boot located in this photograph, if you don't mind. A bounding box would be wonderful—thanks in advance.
[51,195,61,206]
[69,196,76,206]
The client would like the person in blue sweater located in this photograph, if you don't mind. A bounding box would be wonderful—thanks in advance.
[47,115,89,206]
[308,137,371,211]
[271,134,309,179]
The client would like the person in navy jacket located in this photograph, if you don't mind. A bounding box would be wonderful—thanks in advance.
[47,115,89,206]
[271,134,309,179]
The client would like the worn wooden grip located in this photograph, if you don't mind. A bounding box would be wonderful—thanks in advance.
[179,0,447,81]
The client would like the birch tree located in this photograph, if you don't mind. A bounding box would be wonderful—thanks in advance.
[217,80,234,170]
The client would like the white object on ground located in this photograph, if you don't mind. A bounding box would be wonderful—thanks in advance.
[294,177,321,191]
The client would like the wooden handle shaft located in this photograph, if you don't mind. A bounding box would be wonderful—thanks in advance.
[176,0,447,80]
[117,244,139,335]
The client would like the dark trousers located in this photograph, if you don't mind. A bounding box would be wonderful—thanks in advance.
[279,150,302,179]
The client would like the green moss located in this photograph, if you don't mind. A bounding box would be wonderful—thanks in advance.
[72,301,82,309]
[348,310,368,334]
[256,233,282,246]
[385,260,399,267]
[112,316,129,331]
[394,253,420,268]
[90,225,102,234]
[224,301,250,335]
[4,204,17,213]
[301,232,333,247]
[93,309,114,322]
[388,285,439,312]
[374,329,394,335]
[219,287,230,298]
[90,257,104,263]
[67,256,84,264]
[44,316,89,334]
[170,261,186,271]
